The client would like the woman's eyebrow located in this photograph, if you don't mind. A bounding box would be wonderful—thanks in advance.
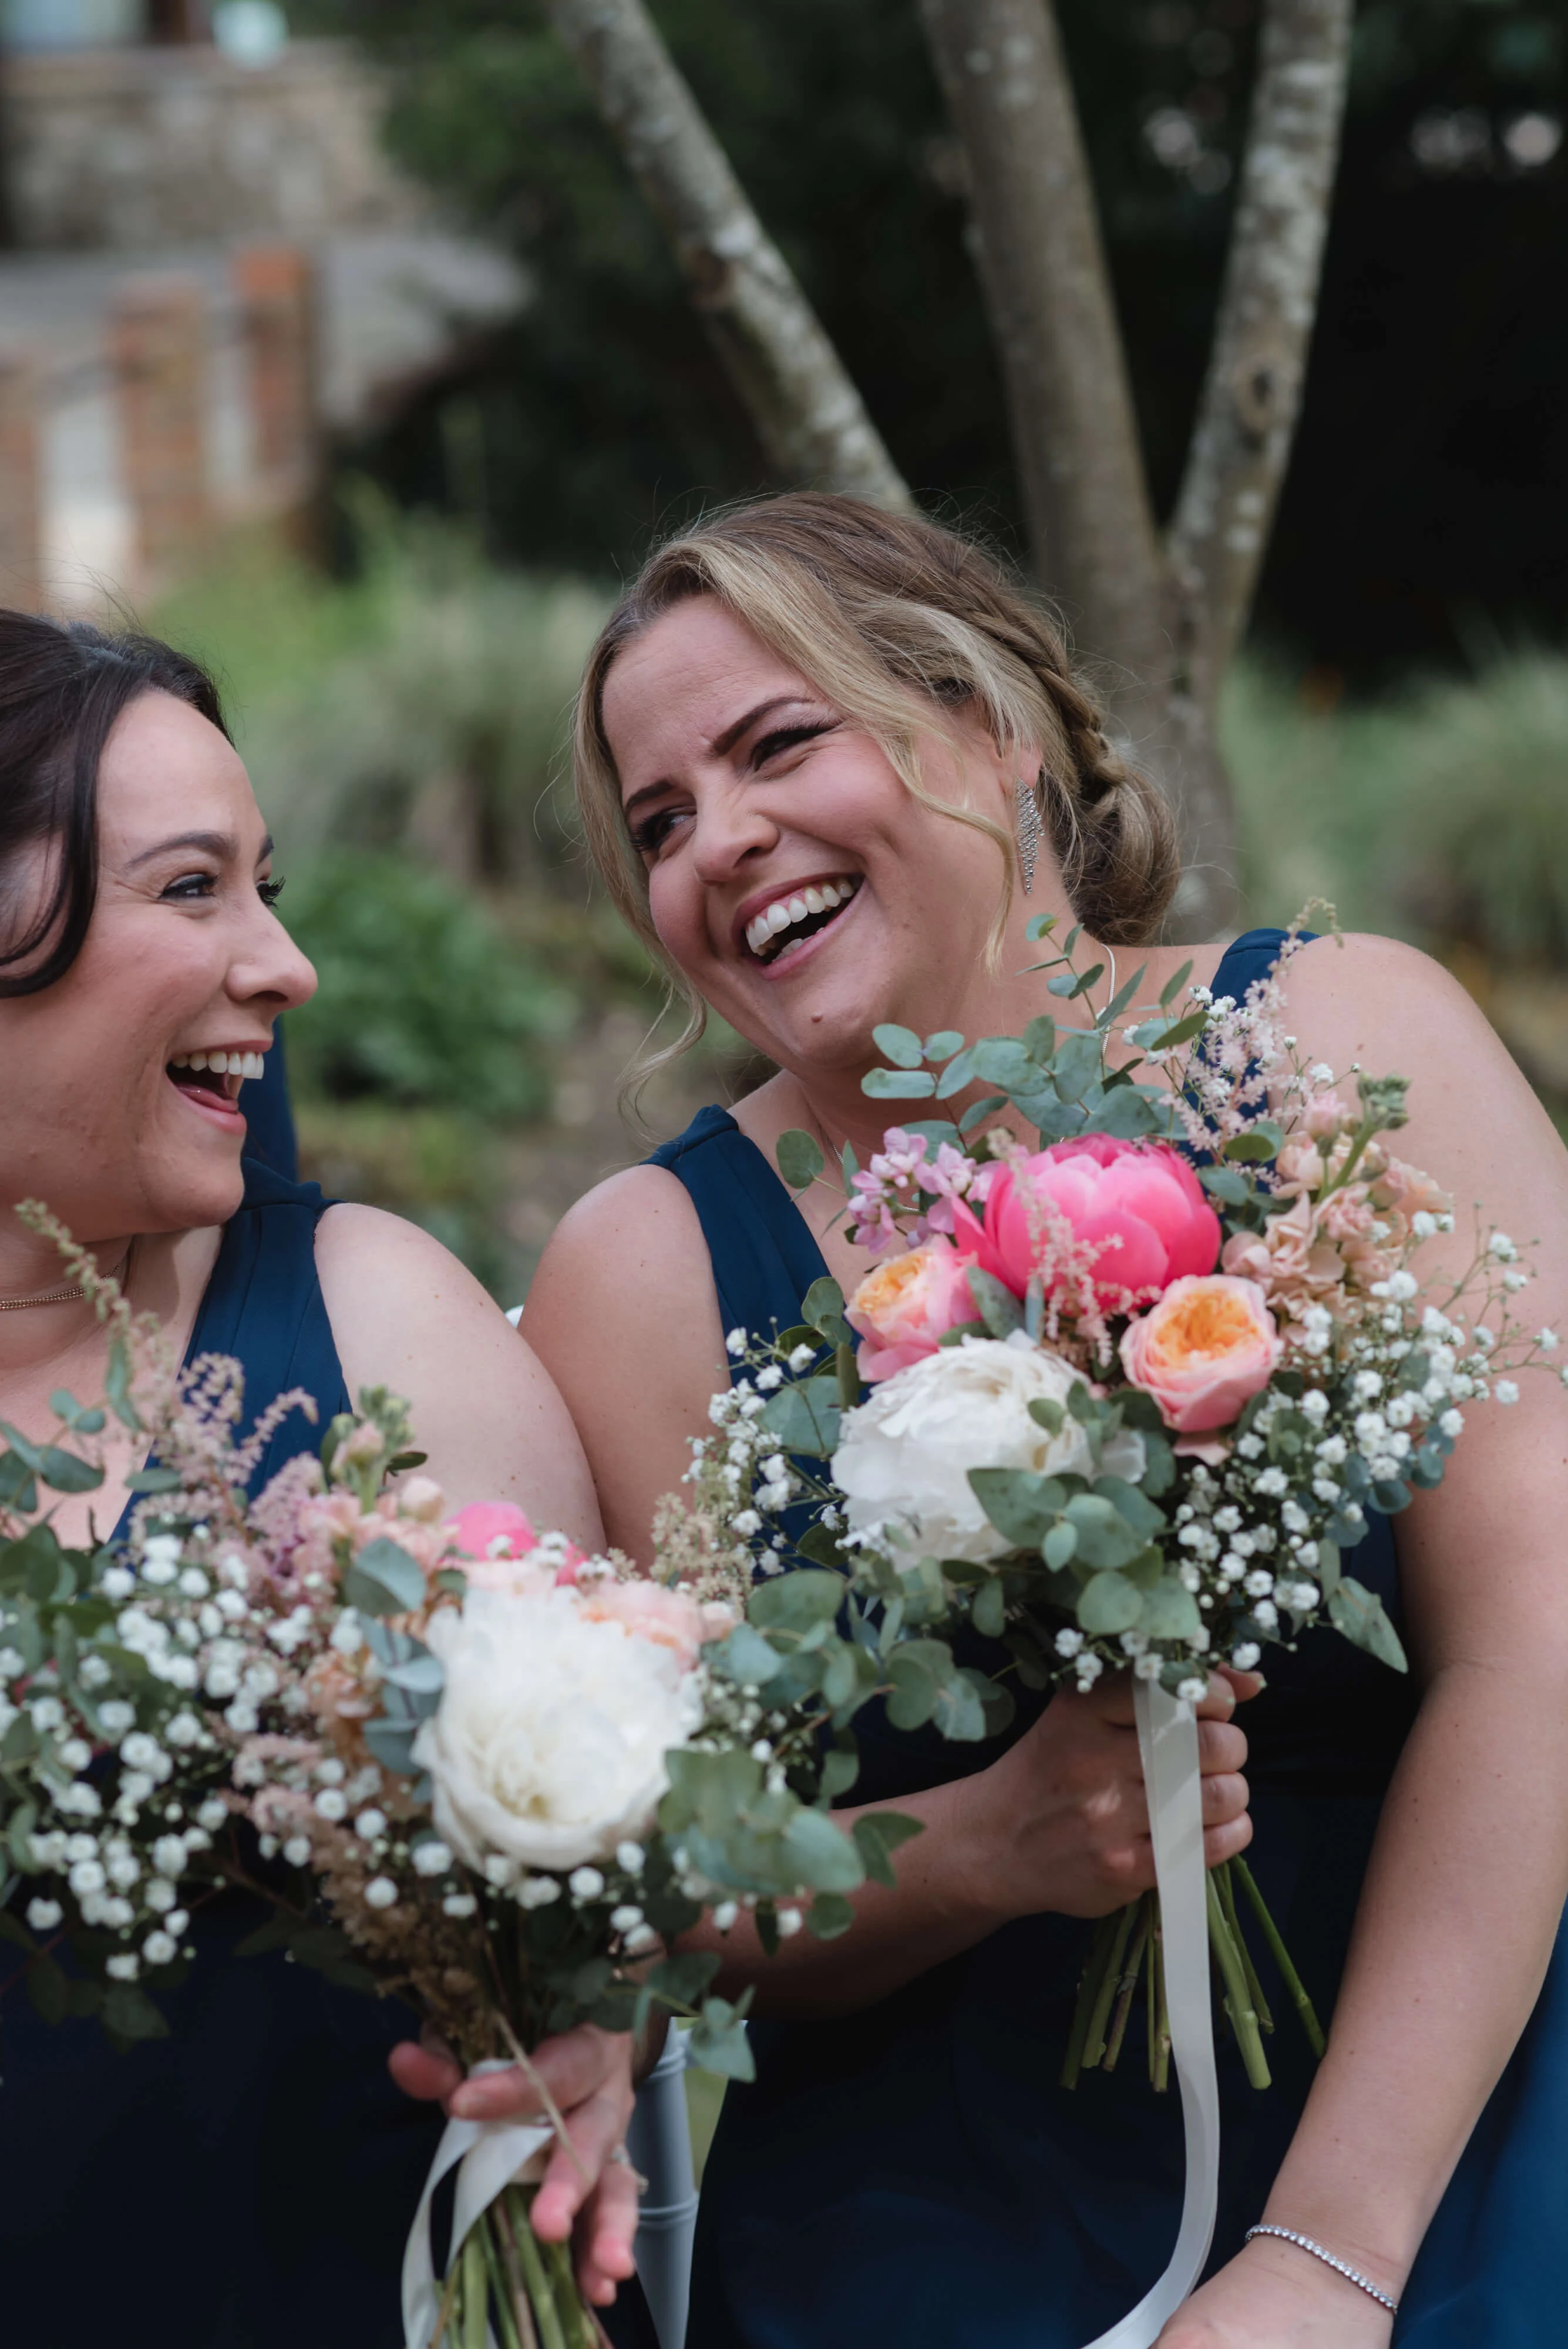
[620,696,819,819]
[122,829,273,871]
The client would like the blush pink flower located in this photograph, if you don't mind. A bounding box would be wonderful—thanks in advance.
[1119,1273,1281,1432]
[443,1501,589,1591]
[951,1135,1221,1310]
[845,1237,979,1381]
[578,1577,724,1672]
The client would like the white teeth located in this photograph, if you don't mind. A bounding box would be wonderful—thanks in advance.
[744,876,859,960]
[169,1049,266,1080]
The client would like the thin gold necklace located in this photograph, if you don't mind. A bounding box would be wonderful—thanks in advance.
[0,1243,132,1313]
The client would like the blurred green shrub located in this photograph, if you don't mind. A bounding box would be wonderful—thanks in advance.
[240,510,609,886]
[281,852,571,1118]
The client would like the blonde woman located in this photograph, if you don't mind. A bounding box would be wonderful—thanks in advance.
[526,494,1568,2348]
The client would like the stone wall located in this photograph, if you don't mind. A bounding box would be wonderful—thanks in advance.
[2,38,429,249]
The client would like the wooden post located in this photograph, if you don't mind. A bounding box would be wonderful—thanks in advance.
[0,358,41,610]
[233,243,321,494]
[111,275,210,581]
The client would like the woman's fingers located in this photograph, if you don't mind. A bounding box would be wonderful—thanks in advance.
[1200,1769,1250,1826]
[1196,1717,1248,1776]
[530,2074,637,2246]
[1203,1808,1254,1866]
[388,2035,463,2104]
[574,2159,644,2306]
[446,2022,622,2122]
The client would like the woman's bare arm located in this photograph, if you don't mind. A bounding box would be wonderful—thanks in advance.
[1162,935,1568,2342]
[314,1203,604,1550]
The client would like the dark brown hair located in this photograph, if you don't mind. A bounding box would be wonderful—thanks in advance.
[0,610,227,997]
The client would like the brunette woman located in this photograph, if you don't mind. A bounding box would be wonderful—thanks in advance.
[526,495,1568,2348]
[0,614,652,2348]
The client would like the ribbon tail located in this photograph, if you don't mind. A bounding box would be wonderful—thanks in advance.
[401,2058,554,2349]
[1079,1679,1221,2349]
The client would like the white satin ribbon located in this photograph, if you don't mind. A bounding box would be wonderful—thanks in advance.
[1081,1678,1222,2349]
[402,2058,553,2349]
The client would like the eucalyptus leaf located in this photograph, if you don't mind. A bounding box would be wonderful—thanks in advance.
[344,1537,429,1619]
[104,1337,143,1433]
[780,1806,864,1892]
[930,1671,990,1741]
[1051,1031,1104,1103]
[1138,1577,1203,1641]
[872,1022,925,1069]
[965,1268,1024,1340]
[776,1129,826,1192]
[1328,1577,1409,1671]
[934,1048,978,1099]
[688,1999,756,2082]
[968,1468,1064,1549]
[852,1810,923,1887]
[716,1624,787,1687]
[1076,1570,1145,1635]
[379,1652,444,1695]
[748,1569,846,1633]
[805,1891,855,1939]
[958,1093,1009,1133]
[862,1067,937,1099]
[1159,958,1194,1008]
[38,1448,103,1496]
[800,1277,846,1332]
[362,1717,421,1775]
[972,1576,1007,1640]
[923,1030,965,1062]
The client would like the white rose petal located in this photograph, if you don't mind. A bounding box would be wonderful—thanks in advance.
[831,1338,1101,1565]
[413,1587,704,1874]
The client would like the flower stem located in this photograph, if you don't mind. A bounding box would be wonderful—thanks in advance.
[1084,1900,1139,2070]
[1215,1859,1273,2032]
[1231,1854,1326,2058]
[1061,1909,1122,2088]
[508,2189,571,2349]
[462,2223,490,2349]
[1101,1894,1152,2073]
[1206,1869,1272,2089]
[493,2195,541,2349]
[1151,1914,1170,2092]
[481,2212,526,2349]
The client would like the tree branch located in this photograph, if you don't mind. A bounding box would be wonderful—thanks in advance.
[917,0,1168,685]
[1166,0,1354,685]
[543,0,913,511]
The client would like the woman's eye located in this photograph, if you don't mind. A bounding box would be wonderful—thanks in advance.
[160,871,217,901]
[630,807,687,856]
[752,721,834,766]
[258,877,285,909]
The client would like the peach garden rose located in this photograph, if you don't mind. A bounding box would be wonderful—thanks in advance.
[1119,1271,1282,1433]
[845,1236,979,1379]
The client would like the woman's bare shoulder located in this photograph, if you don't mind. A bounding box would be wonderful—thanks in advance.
[529,1163,715,1319]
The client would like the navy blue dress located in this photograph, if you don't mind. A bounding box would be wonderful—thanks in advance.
[0,1160,658,2349]
[653,932,1568,2347]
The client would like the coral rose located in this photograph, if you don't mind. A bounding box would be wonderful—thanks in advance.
[1120,1273,1281,1432]
[951,1134,1220,1309]
[846,1237,979,1381]
[578,1577,732,1671]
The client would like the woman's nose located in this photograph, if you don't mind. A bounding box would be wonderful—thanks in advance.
[689,780,779,884]
[232,905,318,1015]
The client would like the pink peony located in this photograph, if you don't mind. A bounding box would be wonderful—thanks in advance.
[1120,1273,1281,1433]
[951,1135,1221,1310]
[845,1237,980,1381]
[442,1501,590,1591]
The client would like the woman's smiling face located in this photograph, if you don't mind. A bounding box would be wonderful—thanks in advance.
[0,689,317,1245]
[601,596,1019,1075]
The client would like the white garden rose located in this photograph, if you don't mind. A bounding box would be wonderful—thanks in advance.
[413,1587,704,1873]
[832,1334,1142,1564]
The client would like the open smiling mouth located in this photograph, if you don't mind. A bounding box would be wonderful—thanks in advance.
[165,1048,265,1110]
[743,876,862,967]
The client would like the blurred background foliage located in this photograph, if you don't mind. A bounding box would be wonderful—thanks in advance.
[146,0,1568,1297]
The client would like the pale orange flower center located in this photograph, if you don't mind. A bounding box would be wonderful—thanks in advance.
[1154,1288,1260,1363]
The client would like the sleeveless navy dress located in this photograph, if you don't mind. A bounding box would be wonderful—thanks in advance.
[652,931,1568,2348]
[0,1158,658,2349]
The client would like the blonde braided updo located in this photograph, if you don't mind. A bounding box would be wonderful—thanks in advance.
[573,494,1180,1051]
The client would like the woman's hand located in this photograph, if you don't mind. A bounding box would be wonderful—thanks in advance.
[389,2022,640,2308]
[1155,2235,1396,2348]
[949,1666,1259,1927]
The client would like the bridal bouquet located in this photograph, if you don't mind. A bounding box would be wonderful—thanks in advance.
[690,920,1564,2089]
[0,1224,896,2348]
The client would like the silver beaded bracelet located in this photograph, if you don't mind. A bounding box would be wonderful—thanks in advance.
[1244,2225,1400,2316]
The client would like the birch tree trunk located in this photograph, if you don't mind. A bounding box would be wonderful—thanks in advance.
[542,0,912,512]
[546,0,1353,940]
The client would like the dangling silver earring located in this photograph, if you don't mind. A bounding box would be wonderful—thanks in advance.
[1014,775,1044,896]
